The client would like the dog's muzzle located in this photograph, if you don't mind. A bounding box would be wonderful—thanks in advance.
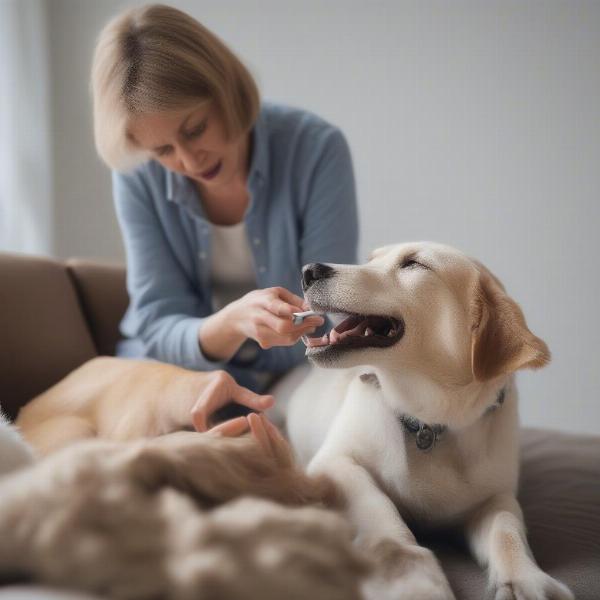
[300,263,405,356]
[301,263,335,292]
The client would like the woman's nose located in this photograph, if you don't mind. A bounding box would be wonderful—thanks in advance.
[177,144,202,173]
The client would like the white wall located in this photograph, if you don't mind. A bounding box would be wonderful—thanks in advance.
[0,0,53,255]
[47,0,600,434]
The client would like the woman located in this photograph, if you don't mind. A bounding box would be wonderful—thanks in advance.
[91,4,358,432]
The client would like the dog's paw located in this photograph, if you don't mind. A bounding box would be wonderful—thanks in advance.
[363,540,455,600]
[491,569,574,600]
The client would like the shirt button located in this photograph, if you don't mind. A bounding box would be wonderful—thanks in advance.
[253,238,261,246]
[258,265,266,273]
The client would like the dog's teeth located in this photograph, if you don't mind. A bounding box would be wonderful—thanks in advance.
[364,327,374,336]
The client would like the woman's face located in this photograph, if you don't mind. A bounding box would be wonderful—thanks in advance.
[127,103,249,189]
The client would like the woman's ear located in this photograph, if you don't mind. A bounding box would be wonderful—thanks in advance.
[470,269,550,382]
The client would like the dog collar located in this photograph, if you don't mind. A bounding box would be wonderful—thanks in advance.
[400,387,506,452]
[400,416,446,451]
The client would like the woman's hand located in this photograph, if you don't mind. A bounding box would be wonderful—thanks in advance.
[228,287,324,349]
[198,287,324,361]
[247,412,293,467]
[211,411,293,468]
[190,370,273,433]
[188,370,292,463]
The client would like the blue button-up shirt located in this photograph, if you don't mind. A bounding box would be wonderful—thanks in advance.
[113,102,358,392]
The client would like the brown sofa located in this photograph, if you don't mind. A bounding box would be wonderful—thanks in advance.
[1,252,599,599]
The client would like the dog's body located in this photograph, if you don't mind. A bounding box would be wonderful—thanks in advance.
[275,242,572,600]
[285,366,519,527]
[15,358,210,456]
[0,409,35,476]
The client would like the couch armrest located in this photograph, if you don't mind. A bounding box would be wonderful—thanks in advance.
[0,253,97,420]
[66,259,128,357]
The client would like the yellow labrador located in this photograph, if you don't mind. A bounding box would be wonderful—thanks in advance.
[16,360,271,456]
[277,242,573,600]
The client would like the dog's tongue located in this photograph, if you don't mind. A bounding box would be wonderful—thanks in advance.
[302,318,368,347]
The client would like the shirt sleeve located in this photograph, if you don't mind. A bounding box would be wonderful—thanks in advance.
[252,126,360,375]
[300,127,359,267]
[113,168,226,372]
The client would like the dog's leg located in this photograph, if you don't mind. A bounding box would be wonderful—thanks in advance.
[17,358,204,450]
[19,416,95,457]
[308,455,455,600]
[466,493,573,600]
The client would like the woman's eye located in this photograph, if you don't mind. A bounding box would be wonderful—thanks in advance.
[156,146,173,157]
[187,122,207,138]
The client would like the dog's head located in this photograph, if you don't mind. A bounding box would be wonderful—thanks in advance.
[302,242,549,426]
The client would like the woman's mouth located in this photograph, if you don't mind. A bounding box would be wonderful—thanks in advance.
[198,160,222,181]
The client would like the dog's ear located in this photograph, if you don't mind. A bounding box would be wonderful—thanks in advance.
[470,267,550,381]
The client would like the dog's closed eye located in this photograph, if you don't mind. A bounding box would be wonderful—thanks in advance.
[399,256,429,270]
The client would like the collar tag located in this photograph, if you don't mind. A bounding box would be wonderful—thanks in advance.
[416,424,436,451]
[400,416,445,452]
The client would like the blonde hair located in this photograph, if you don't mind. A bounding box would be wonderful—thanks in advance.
[91,4,260,171]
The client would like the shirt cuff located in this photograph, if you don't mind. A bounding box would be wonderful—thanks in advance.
[185,317,228,371]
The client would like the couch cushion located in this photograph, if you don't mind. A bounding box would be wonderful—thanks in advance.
[66,259,128,356]
[517,428,600,599]
[432,428,600,599]
[0,253,97,420]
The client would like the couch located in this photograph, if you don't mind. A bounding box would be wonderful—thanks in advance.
[1,251,599,599]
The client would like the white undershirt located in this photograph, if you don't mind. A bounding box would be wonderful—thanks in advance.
[210,221,256,312]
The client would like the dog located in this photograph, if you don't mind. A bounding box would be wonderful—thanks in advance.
[0,408,35,475]
[15,357,216,456]
[275,241,573,600]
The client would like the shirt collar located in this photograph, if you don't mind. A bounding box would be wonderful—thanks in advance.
[165,105,269,206]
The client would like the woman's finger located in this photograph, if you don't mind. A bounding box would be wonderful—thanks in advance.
[190,375,232,431]
[248,412,273,456]
[229,383,274,411]
[258,310,298,335]
[260,414,293,467]
[208,416,249,437]
[259,309,324,339]
[265,297,299,319]
[274,287,306,310]
[191,402,209,432]
[257,309,312,342]
[261,414,286,444]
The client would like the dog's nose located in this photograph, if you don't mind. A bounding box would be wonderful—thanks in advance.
[302,263,335,291]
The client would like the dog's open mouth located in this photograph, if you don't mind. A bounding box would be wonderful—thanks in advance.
[302,313,404,352]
